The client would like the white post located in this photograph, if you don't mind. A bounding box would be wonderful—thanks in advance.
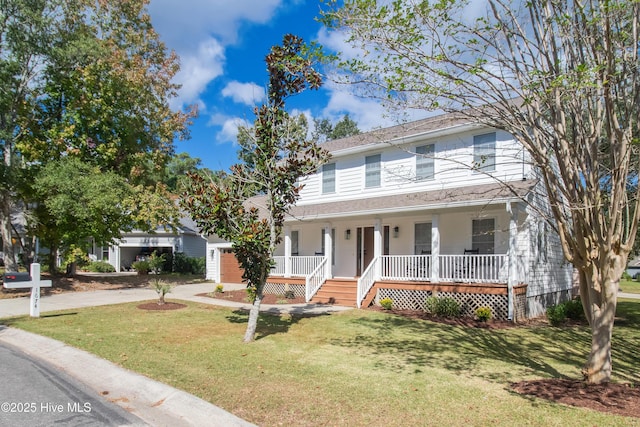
[284,226,292,278]
[431,215,440,282]
[324,224,333,279]
[374,219,382,279]
[507,202,519,321]
[2,263,52,317]
[30,263,52,317]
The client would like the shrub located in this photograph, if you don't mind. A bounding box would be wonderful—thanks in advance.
[546,303,566,326]
[622,271,632,280]
[148,252,167,274]
[425,296,461,318]
[475,306,492,322]
[173,252,206,275]
[380,297,394,310]
[564,298,585,320]
[284,290,296,300]
[86,261,115,273]
[214,284,224,293]
[131,260,150,275]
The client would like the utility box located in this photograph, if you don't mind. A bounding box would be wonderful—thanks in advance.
[2,272,32,283]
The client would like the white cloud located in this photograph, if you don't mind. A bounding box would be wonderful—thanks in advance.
[221,81,266,106]
[148,0,282,109]
[208,114,251,144]
[172,38,225,108]
[148,0,282,49]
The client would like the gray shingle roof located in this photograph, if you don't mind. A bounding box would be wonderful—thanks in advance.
[246,180,537,222]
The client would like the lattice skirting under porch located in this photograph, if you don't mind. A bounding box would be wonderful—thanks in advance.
[375,288,527,321]
[264,281,306,298]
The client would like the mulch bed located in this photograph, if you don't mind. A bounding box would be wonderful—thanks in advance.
[137,302,187,311]
[512,379,640,419]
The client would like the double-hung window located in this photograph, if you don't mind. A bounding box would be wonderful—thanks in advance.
[473,132,496,172]
[472,218,495,254]
[414,223,432,255]
[415,144,435,180]
[322,163,336,194]
[365,154,381,188]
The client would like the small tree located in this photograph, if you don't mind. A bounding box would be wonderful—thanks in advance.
[182,35,330,342]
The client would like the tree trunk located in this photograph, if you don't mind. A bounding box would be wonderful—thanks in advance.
[579,264,620,384]
[1,192,18,272]
[243,286,264,343]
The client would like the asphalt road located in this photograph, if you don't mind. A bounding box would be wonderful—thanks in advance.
[0,342,145,427]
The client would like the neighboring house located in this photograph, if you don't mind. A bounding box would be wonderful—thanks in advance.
[94,216,206,272]
[206,112,575,320]
[626,256,640,279]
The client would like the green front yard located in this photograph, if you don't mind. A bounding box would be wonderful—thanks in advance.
[3,300,640,426]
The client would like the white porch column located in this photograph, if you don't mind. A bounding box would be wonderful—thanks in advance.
[324,223,333,278]
[284,226,292,278]
[507,202,519,321]
[431,214,440,282]
[374,219,382,278]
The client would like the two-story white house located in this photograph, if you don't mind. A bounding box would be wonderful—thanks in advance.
[205,112,575,320]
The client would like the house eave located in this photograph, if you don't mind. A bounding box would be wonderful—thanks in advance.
[329,123,481,158]
[285,195,521,222]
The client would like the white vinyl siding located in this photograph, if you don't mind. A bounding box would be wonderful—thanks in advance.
[474,132,496,172]
[415,144,434,180]
[365,154,381,188]
[322,163,336,194]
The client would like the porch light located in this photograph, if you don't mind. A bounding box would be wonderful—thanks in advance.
[393,226,399,238]
[345,229,351,240]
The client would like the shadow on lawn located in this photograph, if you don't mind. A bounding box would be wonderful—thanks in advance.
[332,302,640,384]
[225,308,330,340]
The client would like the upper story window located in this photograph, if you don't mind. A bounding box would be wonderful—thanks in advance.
[473,132,496,172]
[322,163,336,194]
[415,144,435,180]
[472,218,495,254]
[365,154,381,188]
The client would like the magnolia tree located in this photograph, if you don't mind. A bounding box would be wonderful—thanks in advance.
[322,0,640,383]
[182,35,330,342]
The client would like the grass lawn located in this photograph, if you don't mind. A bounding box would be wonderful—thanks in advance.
[3,300,640,426]
[620,279,640,294]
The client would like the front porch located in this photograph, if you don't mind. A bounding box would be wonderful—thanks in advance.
[268,253,525,320]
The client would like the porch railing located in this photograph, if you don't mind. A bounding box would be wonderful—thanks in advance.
[377,254,508,283]
[439,254,508,283]
[306,258,329,302]
[380,255,432,281]
[271,256,324,277]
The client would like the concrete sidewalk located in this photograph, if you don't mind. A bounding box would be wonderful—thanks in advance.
[0,281,351,426]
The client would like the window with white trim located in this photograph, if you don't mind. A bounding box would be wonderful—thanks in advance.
[415,144,434,180]
[473,132,496,172]
[291,230,299,256]
[472,218,495,254]
[365,154,381,188]
[414,223,432,255]
[322,163,336,194]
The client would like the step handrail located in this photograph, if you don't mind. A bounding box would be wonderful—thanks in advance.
[305,258,328,302]
[356,257,379,308]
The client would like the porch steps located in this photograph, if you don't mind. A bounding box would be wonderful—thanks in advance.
[311,278,357,307]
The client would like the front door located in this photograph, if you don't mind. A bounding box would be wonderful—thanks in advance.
[356,226,375,276]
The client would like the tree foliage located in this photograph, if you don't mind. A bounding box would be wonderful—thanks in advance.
[0,0,192,270]
[182,34,330,342]
[312,113,360,142]
[322,0,640,383]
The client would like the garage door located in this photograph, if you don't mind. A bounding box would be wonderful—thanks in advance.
[220,249,245,284]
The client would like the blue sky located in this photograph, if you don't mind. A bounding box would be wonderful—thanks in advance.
[146,0,396,172]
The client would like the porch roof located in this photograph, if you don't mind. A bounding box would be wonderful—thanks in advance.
[247,180,537,221]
